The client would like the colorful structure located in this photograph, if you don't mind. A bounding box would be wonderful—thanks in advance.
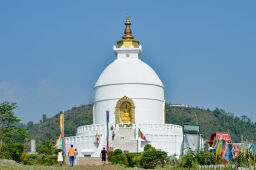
[209,132,232,147]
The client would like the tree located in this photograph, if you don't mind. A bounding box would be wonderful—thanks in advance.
[42,114,47,122]
[37,139,54,155]
[0,102,27,144]
[241,115,248,123]
[0,102,20,128]
[27,121,33,129]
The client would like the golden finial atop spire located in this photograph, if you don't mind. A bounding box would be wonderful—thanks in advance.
[117,16,139,48]
[122,16,134,40]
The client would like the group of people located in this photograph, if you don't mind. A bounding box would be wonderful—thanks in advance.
[57,145,108,167]
[57,144,78,167]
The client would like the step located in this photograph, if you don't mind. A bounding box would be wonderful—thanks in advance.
[77,157,108,165]
[110,128,138,152]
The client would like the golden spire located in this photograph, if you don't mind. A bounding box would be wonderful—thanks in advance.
[117,16,139,48]
[122,16,134,40]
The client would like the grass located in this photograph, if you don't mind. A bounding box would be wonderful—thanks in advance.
[0,161,136,170]
[0,162,203,170]
[1,161,225,170]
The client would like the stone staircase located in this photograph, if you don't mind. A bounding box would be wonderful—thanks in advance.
[109,127,138,152]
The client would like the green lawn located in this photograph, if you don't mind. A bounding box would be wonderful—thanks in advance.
[0,161,197,170]
[0,162,141,170]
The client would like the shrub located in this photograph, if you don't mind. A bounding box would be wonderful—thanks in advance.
[21,153,41,165]
[144,144,155,151]
[54,149,64,155]
[195,151,211,165]
[21,153,58,165]
[140,150,160,169]
[131,155,142,167]
[113,149,122,155]
[125,153,142,167]
[37,141,54,155]
[0,143,24,162]
[111,154,128,166]
[140,150,168,169]
[180,153,196,168]
[42,155,57,165]
[156,151,168,167]
[107,151,114,162]
[0,151,12,160]
[234,152,248,168]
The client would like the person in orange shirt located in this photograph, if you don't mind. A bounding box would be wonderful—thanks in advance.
[68,145,75,166]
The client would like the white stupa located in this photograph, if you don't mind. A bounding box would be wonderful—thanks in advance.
[63,17,183,157]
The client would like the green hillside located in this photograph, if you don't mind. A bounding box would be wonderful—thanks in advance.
[26,104,93,140]
[165,105,256,142]
[26,104,256,143]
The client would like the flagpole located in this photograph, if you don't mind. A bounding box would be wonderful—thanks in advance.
[63,110,64,140]
[106,110,109,153]
[63,110,66,157]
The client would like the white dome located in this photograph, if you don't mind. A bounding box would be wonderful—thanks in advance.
[94,58,164,88]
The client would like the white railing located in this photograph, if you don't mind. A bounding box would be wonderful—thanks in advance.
[75,123,181,137]
[143,133,183,142]
[65,134,98,144]
[76,124,104,136]
[136,123,182,133]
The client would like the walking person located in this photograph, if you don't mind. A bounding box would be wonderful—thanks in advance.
[74,149,79,166]
[68,144,75,167]
[101,147,107,166]
[57,150,63,166]
[112,131,115,140]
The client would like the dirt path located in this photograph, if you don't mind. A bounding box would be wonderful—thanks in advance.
[64,165,118,169]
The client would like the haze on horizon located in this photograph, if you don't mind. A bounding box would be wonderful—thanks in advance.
[0,0,255,123]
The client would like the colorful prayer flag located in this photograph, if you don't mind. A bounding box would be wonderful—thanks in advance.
[138,128,147,141]
[53,111,66,156]
[211,140,219,153]
[212,136,216,148]
[216,139,223,156]
[96,133,100,145]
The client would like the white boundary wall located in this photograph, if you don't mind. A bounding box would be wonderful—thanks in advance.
[63,123,183,158]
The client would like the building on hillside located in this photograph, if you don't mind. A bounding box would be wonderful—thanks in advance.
[170,104,189,108]
[61,16,199,158]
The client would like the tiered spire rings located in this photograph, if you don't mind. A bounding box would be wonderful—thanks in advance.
[117,16,139,48]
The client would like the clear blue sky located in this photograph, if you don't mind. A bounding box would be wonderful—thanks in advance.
[0,0,255,123]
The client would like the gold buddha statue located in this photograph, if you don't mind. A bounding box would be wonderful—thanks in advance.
[121,109,131,123]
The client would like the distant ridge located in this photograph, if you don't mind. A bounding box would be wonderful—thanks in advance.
[26,104,93,140]
[26,104,256,143]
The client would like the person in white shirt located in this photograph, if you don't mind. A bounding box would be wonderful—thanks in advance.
[57,151,63,166]
[74,149,79,165]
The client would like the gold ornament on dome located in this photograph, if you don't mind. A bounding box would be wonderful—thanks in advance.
[122,16,133,40]
[115,96,135,124]
[117,16,139,48]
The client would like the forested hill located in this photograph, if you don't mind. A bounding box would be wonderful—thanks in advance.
[165,105,256,143]
[26,105,93,140]
[26,104,256,143]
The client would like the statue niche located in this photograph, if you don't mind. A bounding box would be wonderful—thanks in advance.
[120,102,131,123]
[115,96,135,124]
